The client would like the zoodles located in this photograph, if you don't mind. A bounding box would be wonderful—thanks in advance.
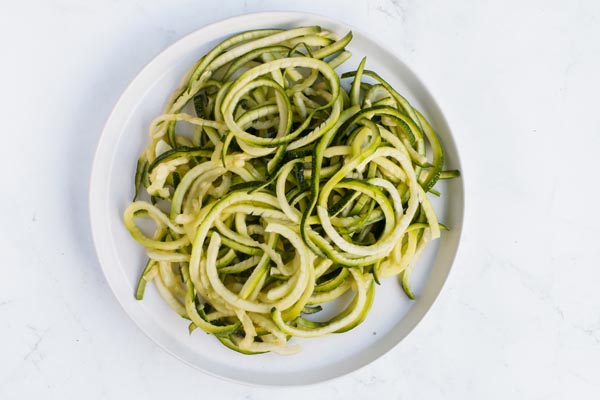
[124,26,459,354]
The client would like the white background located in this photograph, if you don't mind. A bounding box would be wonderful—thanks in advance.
[1,0,599,398]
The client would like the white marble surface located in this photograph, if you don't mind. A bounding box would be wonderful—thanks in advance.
[1,0,599,398]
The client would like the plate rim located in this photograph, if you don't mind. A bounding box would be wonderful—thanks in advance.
[89,10,465,387]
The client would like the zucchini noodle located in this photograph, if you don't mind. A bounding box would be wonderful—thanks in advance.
[124,26,459,354]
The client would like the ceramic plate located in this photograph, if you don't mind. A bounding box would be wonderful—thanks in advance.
[89,11,464,386]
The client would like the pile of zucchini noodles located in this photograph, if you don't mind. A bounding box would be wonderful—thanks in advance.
[124,26,459,354]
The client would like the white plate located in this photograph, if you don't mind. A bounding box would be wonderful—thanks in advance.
[89,11,464,386]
